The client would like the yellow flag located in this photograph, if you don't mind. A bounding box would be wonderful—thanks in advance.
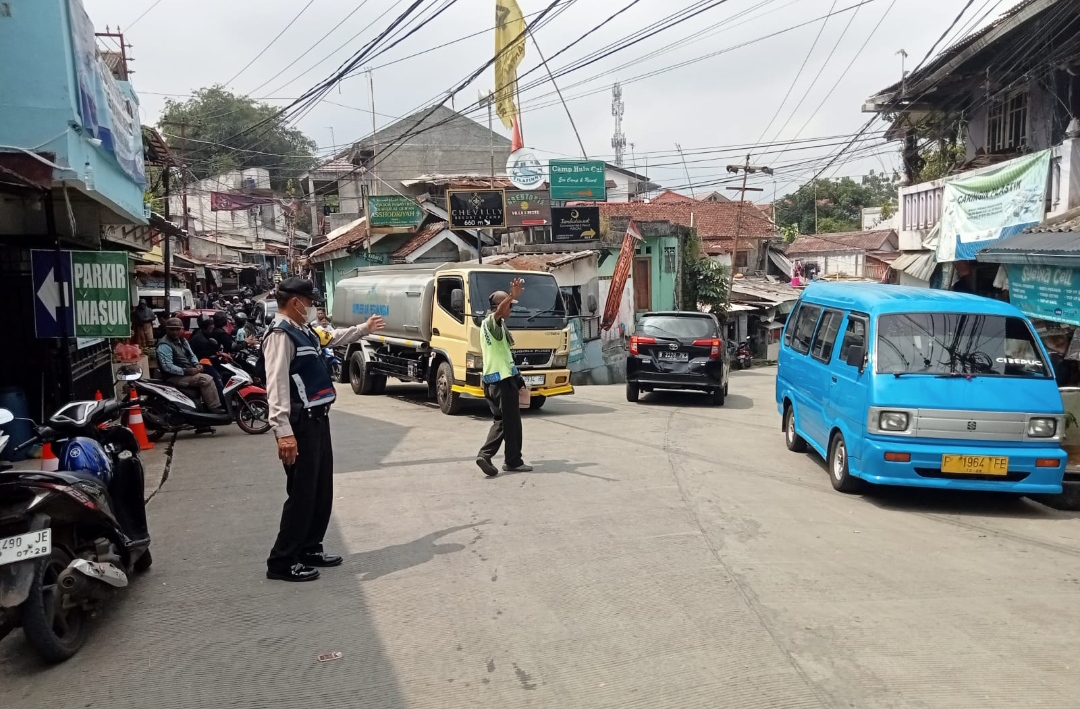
[494,0,526,129]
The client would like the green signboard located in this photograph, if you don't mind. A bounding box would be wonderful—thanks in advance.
[549,160,606,201]
[367,195,424,229]
[1006,264,1080,326]
[72,250,130,338]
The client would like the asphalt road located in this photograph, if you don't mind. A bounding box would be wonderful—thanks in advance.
[3,367,1080,708]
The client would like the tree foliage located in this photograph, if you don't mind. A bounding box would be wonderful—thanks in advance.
[777,172,899,235]
[681,228,729,316]
[158,86,318,191]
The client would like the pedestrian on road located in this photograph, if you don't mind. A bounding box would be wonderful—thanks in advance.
[476,278,533,477]
[263,277,385,582]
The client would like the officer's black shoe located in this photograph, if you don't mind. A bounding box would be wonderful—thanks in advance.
[476,457,499,477]
[266,564,320,582]
[300,552,343,567]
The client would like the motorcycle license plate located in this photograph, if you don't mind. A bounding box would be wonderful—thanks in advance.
[0,529,51,567]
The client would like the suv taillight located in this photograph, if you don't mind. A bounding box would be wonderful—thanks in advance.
[693,338,722,359]
[629,335,655,355]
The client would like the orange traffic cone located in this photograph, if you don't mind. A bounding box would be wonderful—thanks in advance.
[40,443,59,472]
[125,390,155,451]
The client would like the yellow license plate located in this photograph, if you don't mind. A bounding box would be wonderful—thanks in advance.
[941,454,1009,475]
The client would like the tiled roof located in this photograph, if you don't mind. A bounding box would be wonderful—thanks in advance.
[401,174,516,189]
[484,251,596,271]
[598,201,776,241]
[391,222,449,260]
[652,190,696,203]
[785,229,897,256]
[1023,208,1080,235]
[309,219,369,261]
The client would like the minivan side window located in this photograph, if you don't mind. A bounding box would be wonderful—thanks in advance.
[783,303,801,347]
[790,304,822,355]
[810,309,844,363]
[838,314,868,364]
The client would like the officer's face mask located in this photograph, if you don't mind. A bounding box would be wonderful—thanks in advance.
[293,297,318,325]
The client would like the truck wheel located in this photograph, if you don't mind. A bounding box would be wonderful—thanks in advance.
[349,353,373,395]
[436,362,462,415]
[372,375,387,395]
[529,395,547,411]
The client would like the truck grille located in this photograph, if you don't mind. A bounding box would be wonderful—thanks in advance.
[513,349,553,369]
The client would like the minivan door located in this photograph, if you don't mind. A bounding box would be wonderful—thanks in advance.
[826,313,870,462]
[802,308,844,447]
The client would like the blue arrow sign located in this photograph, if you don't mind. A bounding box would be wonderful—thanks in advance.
[31,250,75,339]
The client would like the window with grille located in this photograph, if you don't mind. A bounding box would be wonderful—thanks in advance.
[986,91,1028,154]
[663,246,676,273]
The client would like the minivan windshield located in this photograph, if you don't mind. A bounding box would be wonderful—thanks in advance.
[469,272,567,329]
[876,312,1051,378]
[638,316,715,339]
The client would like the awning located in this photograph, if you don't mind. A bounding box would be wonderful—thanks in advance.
[976,229,1080,268]
[767,248,793,277]
[892,250,937,282]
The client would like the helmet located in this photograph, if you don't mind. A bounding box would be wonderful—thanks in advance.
[213,311,229,328]
[233,312,248,328]
[198,314,214,330]
[58,437,114,485]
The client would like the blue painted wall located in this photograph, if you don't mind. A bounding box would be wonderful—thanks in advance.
[0,0,146,223]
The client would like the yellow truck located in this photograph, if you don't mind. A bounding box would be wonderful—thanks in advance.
[333,263,574,414]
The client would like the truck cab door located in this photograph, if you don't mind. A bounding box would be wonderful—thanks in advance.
[432,275,469,382]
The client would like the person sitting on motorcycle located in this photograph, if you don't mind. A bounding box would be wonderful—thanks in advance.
[209,311,237,353]
[234,312,259,345]
[155,318,224,412]
[188,315,227,393]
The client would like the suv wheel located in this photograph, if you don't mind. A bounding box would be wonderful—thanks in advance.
[829,432,862,493]
[626,382,640,403]
[783,405,807,452]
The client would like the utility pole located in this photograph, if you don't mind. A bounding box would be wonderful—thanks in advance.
[724,155,772,306]
[160,119,190,237]
[676,143,695,199]
[162,166,172,318]
[368,68,378,196]
[478,90,496,264]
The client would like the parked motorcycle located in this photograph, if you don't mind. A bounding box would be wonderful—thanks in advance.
[324,346,342,382]
[0,373,151,662]
[132,358,271,438]
[735,338,753,370]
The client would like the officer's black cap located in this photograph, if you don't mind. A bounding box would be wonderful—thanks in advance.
[278,277,319,302]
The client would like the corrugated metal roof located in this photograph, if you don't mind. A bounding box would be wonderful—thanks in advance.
[892,250,937,281]
[729,278,801,305]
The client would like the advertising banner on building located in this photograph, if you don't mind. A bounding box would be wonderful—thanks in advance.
[937,150,1052,262]
[1006,264,1080,326]
[551,207,599,241]
[367,195,424,229]
[448,190,506,228]
[601,220,643,331]
[549,160,606,201]
[505,190,551,227]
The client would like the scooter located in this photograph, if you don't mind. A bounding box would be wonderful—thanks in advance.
[132,358,271,438]
[323,346,342,382]
[735,339,753,370]
[0,371,151,662]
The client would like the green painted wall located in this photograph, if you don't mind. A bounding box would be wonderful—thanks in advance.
[598,235,680,312]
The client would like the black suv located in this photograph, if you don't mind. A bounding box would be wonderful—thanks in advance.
[626,311,730,406]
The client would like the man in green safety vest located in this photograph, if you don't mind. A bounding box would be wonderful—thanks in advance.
[475,277,533,477]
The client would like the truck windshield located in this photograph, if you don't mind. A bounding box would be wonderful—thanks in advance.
[876,313,1051,378]
[469,272,567,329]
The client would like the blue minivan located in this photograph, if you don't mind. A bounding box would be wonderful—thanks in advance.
[776,282,1066,494]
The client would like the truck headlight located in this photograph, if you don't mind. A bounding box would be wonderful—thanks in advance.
[879,411,910,431]
[1028,417,1057,437]
[553,354,568,368]
[466,353,483,370]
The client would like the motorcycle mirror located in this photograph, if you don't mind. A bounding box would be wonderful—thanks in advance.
[0,408,13,425]
[116,365,143,382]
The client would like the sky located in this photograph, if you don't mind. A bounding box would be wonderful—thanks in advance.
[86,0,1003,200]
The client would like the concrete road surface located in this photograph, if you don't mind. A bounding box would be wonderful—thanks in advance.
[3,368,1080,708]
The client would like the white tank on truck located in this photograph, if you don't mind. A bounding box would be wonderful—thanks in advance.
[333,265,436,344]
[332,262,575,415]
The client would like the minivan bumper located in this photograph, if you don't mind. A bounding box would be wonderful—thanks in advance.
[854,437,1066,494]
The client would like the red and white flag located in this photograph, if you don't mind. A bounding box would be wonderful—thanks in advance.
[601,219,643,331]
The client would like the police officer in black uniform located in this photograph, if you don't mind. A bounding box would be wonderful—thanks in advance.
[263,278,384,582]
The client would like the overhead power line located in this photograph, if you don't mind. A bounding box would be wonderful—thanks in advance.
[224,0,318,88]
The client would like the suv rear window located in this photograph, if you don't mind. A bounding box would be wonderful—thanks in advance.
[638,316,715,339]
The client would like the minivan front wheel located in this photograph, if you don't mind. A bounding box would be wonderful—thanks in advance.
[783,405,807,452]
[828,432,861,493]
